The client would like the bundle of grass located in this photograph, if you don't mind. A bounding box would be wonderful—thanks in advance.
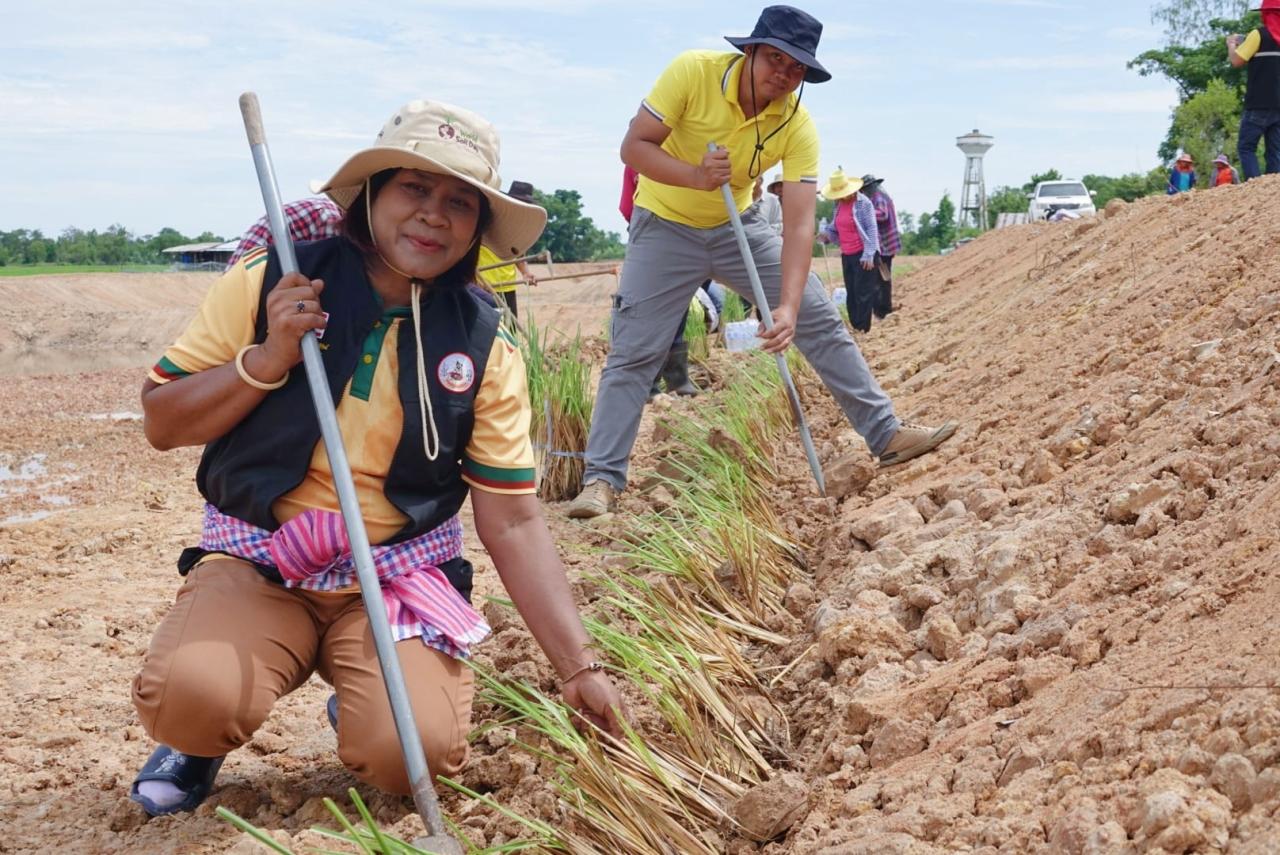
[719,292,749,327]
[519,318,594,502]
[473,666,746,855]
[683,299,709,365]
[539,334,592,501]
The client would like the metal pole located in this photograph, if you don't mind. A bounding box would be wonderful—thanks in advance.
[820,243,836,292]
[238,93,460,854]
[708,143,825,496]
[475,248,551,273]
[483,269,611,289]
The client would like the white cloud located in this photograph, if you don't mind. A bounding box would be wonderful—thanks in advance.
[959,55,1131,71]
[1051,90,1177,114]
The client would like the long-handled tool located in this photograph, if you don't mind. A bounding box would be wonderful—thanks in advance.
[710,143,825,496]
[239,92,464,855]
[476,247,553,273]
[820,243,837,291]
[482,268,608,289]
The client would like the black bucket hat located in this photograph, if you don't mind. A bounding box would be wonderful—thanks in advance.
[725,5,831,84]
[506,180,537,204]
[860,174,885,192]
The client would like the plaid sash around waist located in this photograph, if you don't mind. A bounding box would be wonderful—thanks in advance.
[198,503,490,658]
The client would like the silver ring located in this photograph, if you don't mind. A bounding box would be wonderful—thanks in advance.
[295,300,306,313]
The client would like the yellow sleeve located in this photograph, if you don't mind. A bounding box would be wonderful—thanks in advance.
[460,328,536,494]
[641,50,698,128]
[148,249,267,384]
[1238,29,1262,62]
[780,108,820,185]
[476,245,517,289]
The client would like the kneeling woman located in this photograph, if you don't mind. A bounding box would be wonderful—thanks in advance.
[129,100,625,816]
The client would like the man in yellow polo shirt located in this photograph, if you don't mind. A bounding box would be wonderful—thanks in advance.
[568,5,957,518]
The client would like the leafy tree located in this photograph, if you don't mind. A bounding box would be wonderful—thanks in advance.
[899,193,957,255]
[986,186,1032,228]
[530,189,624,262]
[1152,0,1250,45]
[1022,169,1063,194]
[1169,78,1244,180]
[1130,11,1254,100]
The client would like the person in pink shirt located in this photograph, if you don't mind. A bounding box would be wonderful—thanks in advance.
[819,169,880,333]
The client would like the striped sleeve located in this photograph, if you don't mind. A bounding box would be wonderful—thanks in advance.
[461,331,536,495]
[147,257,266,385]
[780,107,820,185]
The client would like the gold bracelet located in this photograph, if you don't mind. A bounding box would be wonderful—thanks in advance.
[560,660,604,687]
[234,344,289,391]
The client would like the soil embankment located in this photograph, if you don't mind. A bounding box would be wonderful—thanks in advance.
[2,178,1279,853]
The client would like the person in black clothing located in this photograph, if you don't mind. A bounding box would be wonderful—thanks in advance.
[1229,1,1280,178]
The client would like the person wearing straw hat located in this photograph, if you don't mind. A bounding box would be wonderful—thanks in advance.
[1229,0,1280,178]
[1212,153,1241,186]
[566,5,957,519]
[819,168,881,333]
[1167,152,1197,194]
[753,174,784,235]
[128,99,625,817]
[766,170,784,198]
[477,181,541,317]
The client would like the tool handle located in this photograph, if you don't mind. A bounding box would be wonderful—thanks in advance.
[708,142,826,496]
[238,93,266,146]
[237,92,447,833]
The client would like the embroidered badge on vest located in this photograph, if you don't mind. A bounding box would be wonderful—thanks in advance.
[438,353,476,393]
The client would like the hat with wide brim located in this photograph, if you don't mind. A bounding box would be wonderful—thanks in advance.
[1254,0,1279,11]
[860,173,885,192]
[766,171,784,192]
[1176,152,1195,164]
[1214,154,1232,166]
[725,5,832,84]
[820,168,862,200]
[318,100,546,257]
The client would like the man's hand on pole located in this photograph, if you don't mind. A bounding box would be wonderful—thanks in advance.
[759,303,797,354]
[692,146,732,191]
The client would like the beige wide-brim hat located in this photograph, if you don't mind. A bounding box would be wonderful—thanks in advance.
[318,100,546,257]
[821,168,863,201]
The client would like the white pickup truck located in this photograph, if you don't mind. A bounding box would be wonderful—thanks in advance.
[1027,180,1097,221]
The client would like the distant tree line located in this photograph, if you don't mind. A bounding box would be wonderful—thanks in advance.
[0,226,223,267]
[530,189,625,262]
[2,186,626,268]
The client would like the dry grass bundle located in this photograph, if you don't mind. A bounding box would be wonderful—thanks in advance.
[520,317,593,502]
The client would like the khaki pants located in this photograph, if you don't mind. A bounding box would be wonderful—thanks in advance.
[583,205,899,490]
[132,559,473,795]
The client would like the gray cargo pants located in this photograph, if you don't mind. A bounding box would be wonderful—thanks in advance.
[583,205,900,491]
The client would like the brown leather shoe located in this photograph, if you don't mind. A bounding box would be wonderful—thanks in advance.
[878,421,957,467]
[566,480,617,518]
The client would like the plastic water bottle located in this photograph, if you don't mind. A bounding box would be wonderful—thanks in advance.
[724,320,763,353]
[831,287,847,307]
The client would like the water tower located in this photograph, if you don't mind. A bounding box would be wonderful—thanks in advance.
[956,129,994,231]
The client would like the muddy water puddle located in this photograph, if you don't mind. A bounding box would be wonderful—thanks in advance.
[0,452,80,526]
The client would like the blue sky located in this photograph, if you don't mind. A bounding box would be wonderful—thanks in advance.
[1,1,1176,241]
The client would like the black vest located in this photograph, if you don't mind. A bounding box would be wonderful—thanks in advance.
[1246,28,1280,111]
[195,237,500,550]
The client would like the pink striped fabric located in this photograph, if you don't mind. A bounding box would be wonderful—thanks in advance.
[198,504,490,658]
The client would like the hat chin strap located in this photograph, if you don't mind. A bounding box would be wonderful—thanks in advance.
[364,178,441,462]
